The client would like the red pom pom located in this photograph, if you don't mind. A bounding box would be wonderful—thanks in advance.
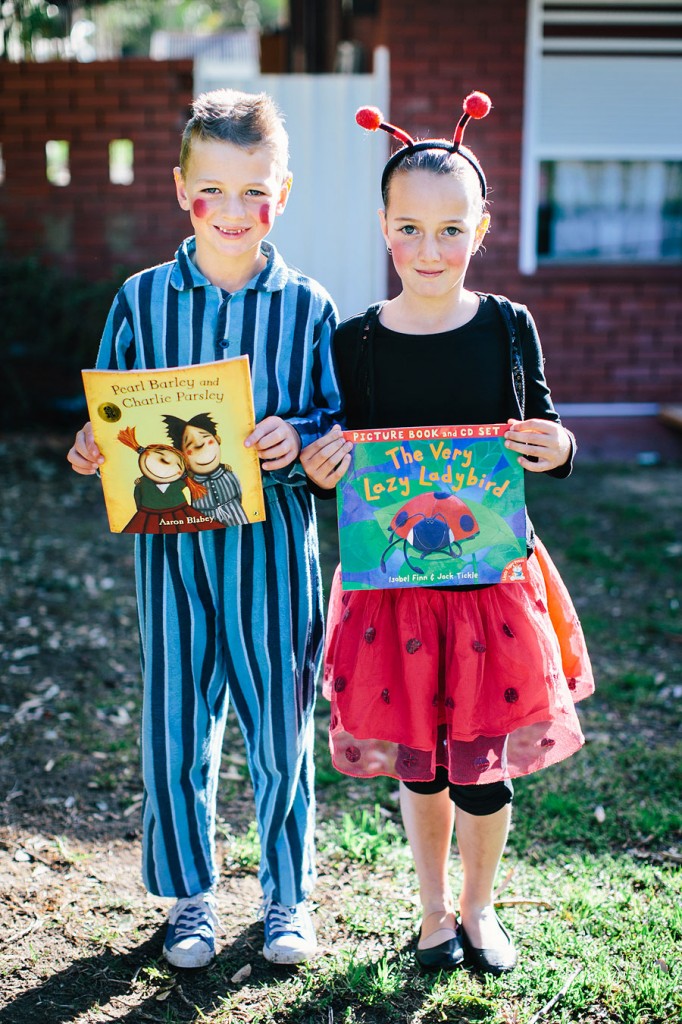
[356,106,383,131]
[463,91,491,119]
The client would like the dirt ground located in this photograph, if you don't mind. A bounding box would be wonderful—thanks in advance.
[1,429,680,1023]
[0,432,381,1024]
[0,433,265,1019]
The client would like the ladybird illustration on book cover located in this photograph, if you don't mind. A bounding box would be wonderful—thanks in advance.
[81,357,265,534]
[336,424,528,591]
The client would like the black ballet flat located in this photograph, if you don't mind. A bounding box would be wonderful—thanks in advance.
[414,927,464,972]
[460,914,517,976]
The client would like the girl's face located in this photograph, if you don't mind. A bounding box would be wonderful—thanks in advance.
[139,447,185,484]
[379,168,490,303]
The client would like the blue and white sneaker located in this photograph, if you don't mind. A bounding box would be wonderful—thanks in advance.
[262,899,317,964]
[163,892,221,969]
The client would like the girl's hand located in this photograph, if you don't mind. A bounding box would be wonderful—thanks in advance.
[504,418,572,473]
[67,421,104,475]
[300,425,353,489]
[245,416,301,471]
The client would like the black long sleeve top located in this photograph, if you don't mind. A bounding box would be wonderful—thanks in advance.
[333,294,570,459]
[315,294,574,567]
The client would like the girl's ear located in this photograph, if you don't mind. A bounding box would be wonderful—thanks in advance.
[174,167,190,211]
[378,207,389,246]
[473,212,491,252]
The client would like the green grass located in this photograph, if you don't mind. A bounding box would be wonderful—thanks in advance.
[2,445,681,1023]
[133,839,681,1023]
[508,738,682,855]
[220,819,262,871]
[133,464,681,1023]
[319,804,407,866]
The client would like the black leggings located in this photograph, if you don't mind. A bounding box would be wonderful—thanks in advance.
[403,766,513,816]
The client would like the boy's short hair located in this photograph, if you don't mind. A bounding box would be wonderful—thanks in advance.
[163,413,219,450]
[180,89,290,179]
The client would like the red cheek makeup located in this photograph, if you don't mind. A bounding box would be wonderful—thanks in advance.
[192,198,208,218]
[259,203,272,225]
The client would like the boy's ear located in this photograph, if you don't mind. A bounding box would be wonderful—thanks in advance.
[174,167,190,211]
[275,173,293,215]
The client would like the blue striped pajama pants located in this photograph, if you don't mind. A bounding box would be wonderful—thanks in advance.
[134,482,323,904]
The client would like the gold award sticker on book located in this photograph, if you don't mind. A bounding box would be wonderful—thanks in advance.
[81,357,266,534]
[96,402,122,424]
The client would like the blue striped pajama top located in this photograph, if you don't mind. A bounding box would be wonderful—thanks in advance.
[93,236,342,902]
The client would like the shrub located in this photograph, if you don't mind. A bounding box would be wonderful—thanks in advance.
[2,256,127,429]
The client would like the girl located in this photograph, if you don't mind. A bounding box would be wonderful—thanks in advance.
[117,425,217,534]
[301,93,594,975]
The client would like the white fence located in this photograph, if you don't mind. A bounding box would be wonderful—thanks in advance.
[195,48,390,319]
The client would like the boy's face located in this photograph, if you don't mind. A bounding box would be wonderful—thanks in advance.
[174,138,291,277]
[181,424,222,475]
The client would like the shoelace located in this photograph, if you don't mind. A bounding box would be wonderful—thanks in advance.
[262,900,306,938]
[168,895,223,940]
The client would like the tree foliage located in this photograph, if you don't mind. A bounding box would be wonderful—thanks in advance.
[1,0,286,61]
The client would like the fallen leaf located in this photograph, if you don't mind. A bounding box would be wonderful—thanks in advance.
[231,963,252,984]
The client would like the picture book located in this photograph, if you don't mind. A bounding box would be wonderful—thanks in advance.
[81,357,265,534]
[336,424,528,591]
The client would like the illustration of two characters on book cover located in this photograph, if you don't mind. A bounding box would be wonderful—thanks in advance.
[82,357,265,535]
[336,425,529,591]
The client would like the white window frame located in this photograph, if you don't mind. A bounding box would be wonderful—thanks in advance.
[520,0,682,273]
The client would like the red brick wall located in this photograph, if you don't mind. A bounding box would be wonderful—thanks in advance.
[1,38,680,406]
[378,0,682,405]
[0,60,193,279]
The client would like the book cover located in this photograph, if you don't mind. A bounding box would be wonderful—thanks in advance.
[82,357,265,534]
[336,424,528,591]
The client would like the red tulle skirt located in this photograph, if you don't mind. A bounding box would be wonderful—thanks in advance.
[323,537,594,785]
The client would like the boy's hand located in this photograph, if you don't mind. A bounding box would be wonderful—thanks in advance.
[67,422,104,475]
[504,418,572,472]
[300,425,352,489]
[245,416,302,471]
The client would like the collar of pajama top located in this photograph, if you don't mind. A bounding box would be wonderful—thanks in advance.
[169,236,291,295]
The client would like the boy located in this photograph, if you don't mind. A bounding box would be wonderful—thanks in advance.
[67,89,342,968]
[162,412,250,527]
